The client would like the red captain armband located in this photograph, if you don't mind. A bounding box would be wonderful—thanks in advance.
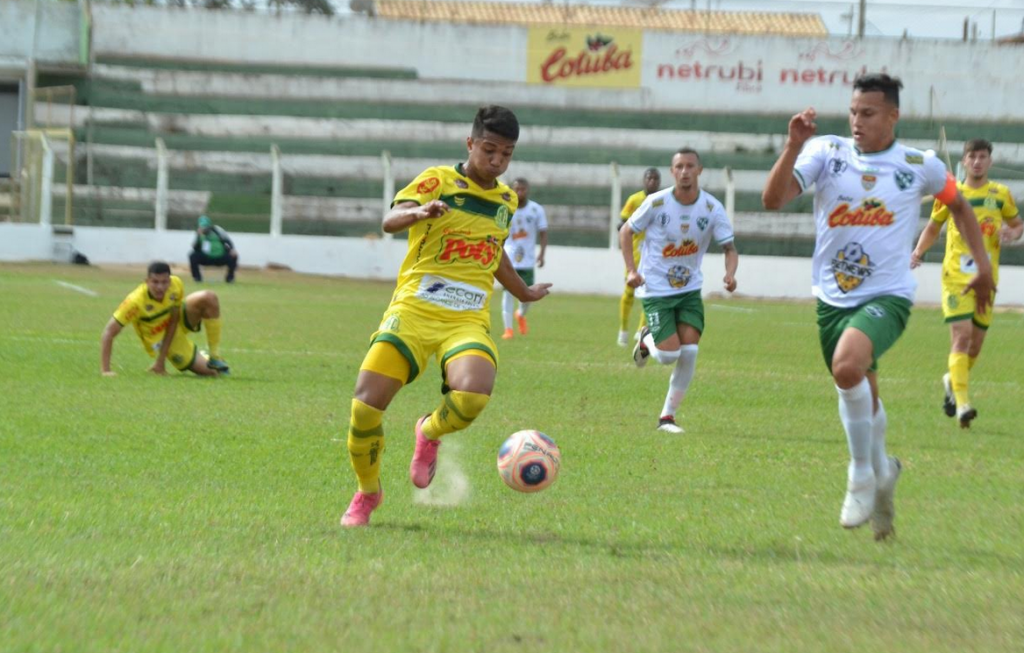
[934,172,958,206]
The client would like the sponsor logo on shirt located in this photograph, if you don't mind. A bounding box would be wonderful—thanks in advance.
[502,192,512,201]
[437,235,502,268]
[861,174,877,191]
[414,275,487,311]
[828,199,894,227]
[905,153,924,165]
[980,217,997,237]
[381,314,401,332]
[417,177,440,194]
[828,158,848,175]
[663,239,699,258]
[511,229,530,240]
[667,265,692,288]
[832,242,874,293]
[652,199,665,207]
[894,170,914,191]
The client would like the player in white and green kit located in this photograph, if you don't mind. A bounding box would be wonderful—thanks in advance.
[621,148,739,434]
[501,178,548,339]
[762,73,995,540]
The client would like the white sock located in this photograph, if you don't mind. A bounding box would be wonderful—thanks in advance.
[836,378,874,487]
[518,301,531,317]
[872,398,890,478]
[642,332,682,365]
[661,345,698,418]
[502,291,515,330]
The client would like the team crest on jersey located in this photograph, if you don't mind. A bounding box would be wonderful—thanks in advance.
[495,206,510,229]
[947,293,960,310]
[680,223,690,234]
[894,170,914,191]
[667,265,692,289]
[381,314,401,332]
[983,196,999,210]
[828,158,848,175]
[417,177,440,194]
[861,175,877,191]
[657,212,669,227]
[697,216,708,231]
[455,179,469,189]
[501,192,512,201]
[832,242,874,293]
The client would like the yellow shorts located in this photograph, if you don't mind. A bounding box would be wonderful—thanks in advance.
[362,305,498,385]
[942,281,994,329]
[144,305,200,371]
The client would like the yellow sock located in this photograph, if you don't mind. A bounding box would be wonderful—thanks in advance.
[619,291,634,332]
[949,352,970,408]
[348,398,385,493]
[205,317,223,358]
[421,391,490,440]
[968,356,977,371]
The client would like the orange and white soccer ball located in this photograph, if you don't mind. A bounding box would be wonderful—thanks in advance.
[496,430,561,493]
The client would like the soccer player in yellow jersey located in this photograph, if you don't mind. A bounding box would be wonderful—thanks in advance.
[341,106,552,527]
[912,139,1023,428]
[100,261,229,377]
[617,167,661,346]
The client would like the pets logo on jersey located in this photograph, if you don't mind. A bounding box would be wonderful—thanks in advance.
[667,265,693,289]
[832,241,874,293]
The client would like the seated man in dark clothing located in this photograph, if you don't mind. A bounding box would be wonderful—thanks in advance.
[189,215,238,283]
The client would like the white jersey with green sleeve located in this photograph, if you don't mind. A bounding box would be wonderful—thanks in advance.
[627,187,734,298]
[794,136,951,308]
[504,200,548,270]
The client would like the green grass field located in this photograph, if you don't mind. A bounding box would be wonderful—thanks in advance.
[1,263,1022,652]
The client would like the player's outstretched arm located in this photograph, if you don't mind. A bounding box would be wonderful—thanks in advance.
[762,108,817,210]
[948,192,996,313]
[383,200,449,233]
[100,318,123,376]
[722,241,738,292]
[496,251,551,302]
[911,220,942,268]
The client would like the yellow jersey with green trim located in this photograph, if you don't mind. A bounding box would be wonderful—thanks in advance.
[389,163,517,327]
[620,189,648,266]
[931,181,1019,285]
[112,275,186,356]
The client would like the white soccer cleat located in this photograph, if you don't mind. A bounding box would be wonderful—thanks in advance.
[632,326,651,368]
[657,416,684,434]
[617,330,629,347]
[871,457,902,541]
[840,476,876,529]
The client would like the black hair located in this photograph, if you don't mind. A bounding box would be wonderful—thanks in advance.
[853,73,903,107]
[674,147,701,164]
[147,261,171,276]
[471,105,520,142]
[643,167,661,178]
[963,138,993,156]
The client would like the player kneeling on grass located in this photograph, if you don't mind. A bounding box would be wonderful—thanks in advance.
[341,105,552,528]
[622,148,738,434]
[100,261,230,377]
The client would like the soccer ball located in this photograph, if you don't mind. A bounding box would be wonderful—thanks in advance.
[496,430,561,493]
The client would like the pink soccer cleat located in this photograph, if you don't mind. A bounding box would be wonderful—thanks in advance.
[409,414,441,489]
[341,484,383,527]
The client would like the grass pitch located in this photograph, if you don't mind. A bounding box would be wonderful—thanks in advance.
[1,263,1022,652]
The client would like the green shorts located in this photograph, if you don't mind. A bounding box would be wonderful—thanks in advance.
[515,268,535,286]
[641,290,704,345]
[816,296,912,373]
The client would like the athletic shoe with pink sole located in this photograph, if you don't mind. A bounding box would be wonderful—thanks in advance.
[340,483,383,527]
[409,414,441,489]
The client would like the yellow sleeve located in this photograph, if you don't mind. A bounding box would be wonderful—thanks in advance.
[112,290,141,326]
[929,198,951,224]
[170,277,185,307]
[393,167,443,207]
[1002,188,1019,220]
[620,192,641,220]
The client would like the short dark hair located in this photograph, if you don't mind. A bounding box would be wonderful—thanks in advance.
[674,147,701,164]
[853,73,903,107]
[147,261,171,277]
[512,177,529,187]
[472,105,519,142]
[643,167,661,179]
[964,139,993,156]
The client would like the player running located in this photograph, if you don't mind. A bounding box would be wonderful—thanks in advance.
[501,177,548,340]
[617,167,661,346]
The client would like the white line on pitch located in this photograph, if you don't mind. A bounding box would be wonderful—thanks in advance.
[708,304,756,313]
[54,280,99,297]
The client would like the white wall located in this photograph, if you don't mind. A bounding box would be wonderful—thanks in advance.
[4,224,1024,308]
[0,0,81,66]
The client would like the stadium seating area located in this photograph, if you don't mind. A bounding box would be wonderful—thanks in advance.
[33,54,1024,259]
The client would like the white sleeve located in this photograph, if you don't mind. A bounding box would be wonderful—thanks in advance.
[712,206,734,245]
[537,205,548,231]
[921,151,950,197]
[792,136,831,192]
[627,197,655,233]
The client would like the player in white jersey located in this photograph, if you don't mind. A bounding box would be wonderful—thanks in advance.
[501,178,549,339]
[621,148,739,434]
[762,73,994,540]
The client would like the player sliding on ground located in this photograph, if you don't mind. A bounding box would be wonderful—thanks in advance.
[911,138,1023,429]
[761,73,994,540]
[100,261,229,377]
[341,105,552,527]
[623,148,738,434]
